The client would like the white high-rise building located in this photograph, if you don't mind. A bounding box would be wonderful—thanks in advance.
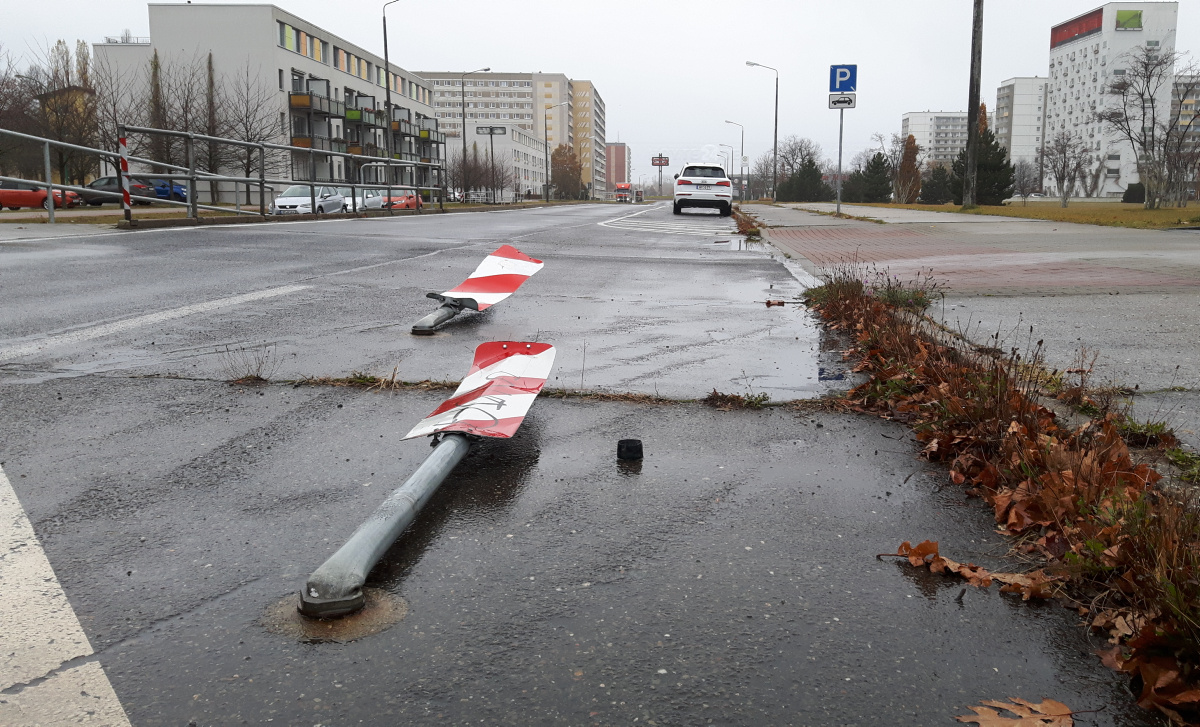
[994,77,1048,166]
[1045,2,1178,197]
[900,111,993,167]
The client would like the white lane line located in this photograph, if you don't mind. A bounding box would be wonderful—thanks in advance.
[0,465,132,725]
[0,284,307,361]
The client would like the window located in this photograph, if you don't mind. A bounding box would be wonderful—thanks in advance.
[278,68,284,91]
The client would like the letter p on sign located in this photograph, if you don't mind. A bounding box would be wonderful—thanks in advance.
[829,65,857,93]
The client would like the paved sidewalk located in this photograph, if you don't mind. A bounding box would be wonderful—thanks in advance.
[742,203,1200,449]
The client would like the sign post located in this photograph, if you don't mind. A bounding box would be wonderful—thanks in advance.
[829,65,857,216]
[651,154,669,197]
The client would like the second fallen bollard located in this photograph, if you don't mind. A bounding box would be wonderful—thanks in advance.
[409,245,544,335]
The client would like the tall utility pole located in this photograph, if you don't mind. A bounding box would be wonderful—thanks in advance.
[381,0,400,212]
[963,0,984,207]
[746,61,779,199]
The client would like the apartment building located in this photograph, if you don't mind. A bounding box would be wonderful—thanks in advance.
[461,120,548,202]
[572,80,606,197]
[606,142,631,192]
[994,77,1048,166]
[93,4,444,195]
[900,112,968,167]
[1044,2,1178,196]
[420,71,606,197]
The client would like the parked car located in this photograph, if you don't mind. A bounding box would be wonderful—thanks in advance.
[147,178,188,202]
[270,185,344,215]
[0,179,81,210]
[338,187,385,213]
[78,176,154,206]
[672,163,733,216]
[382,188,424,210]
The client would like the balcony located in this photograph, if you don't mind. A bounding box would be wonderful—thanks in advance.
[291,135,346,153]
[345,108,385,127]
[348,143,388,159]
[419,129,446,143]
[392,119,416,136]
[289,93,346,117]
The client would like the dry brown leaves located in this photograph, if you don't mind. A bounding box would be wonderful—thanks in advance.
[809,289,1200,723]
[956,697,1074,726]
[883,540,1062,600]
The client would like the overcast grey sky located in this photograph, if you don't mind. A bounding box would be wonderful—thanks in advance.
[3,1,1196,183]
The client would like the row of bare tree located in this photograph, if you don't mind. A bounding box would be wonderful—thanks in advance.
[0,39,285,202]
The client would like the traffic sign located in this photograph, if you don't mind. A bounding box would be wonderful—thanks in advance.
[476,126,507,135]
[651,156,669,167]
[828,94,857,109]
[829,64,857,93]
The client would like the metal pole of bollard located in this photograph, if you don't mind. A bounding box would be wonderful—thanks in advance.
[42,142,55,224]
[410,297,464,335]
[299,433,472,618]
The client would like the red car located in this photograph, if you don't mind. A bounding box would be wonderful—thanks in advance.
[0,179,81,210]
[382,189,424,210]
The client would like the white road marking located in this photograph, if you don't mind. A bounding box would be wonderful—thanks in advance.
[0,284,307,361]
[599,205,735,236]
[0,465,132,725]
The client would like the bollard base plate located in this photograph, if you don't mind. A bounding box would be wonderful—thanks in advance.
[298,588,366,619]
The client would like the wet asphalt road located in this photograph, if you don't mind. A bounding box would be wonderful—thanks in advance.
[0,204,1155,725]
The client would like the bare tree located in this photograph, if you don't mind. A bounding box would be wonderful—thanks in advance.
[777,135,822,179]
[92,49,143,169]
[749,150,774,199]
[224,64,286,204]
[874,132,925,204]
[1077,157,1105,198]
[1012,159,1038,205]
[1097,47,1199,209]
[1037,131,1090,207]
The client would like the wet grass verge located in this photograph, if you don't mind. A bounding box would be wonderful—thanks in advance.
[806,260,1200,723]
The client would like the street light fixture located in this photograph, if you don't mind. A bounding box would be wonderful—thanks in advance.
[746,60,778,200]
[543,100,568,201]
[459,66,490,201]
[719,143,734,175]
[725,120,744,199]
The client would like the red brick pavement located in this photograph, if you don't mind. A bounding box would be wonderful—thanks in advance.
[765,226,1199,293]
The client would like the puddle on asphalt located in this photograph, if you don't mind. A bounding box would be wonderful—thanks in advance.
[708,237,765,251]
[260,587,408,643]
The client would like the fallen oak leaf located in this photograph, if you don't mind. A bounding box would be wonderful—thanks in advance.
[956,696,1074,726]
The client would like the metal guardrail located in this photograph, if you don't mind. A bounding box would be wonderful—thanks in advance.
[0,124,447,224]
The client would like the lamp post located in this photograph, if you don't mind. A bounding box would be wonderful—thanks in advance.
[719,143,734,177]
[725,120,744,199]
[381,0,401,211]
[543,100,568,201]
[746,61,778,199]
[458,66,490,201]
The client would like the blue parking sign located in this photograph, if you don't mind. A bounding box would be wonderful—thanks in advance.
[829,65,857,93]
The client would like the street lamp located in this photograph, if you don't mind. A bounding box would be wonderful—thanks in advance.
[459,66,490,201]
[719,143,734,176]
[543,100,568,200]
[725,120,744,199]
[381,0,402,210]
[746,60,778,199]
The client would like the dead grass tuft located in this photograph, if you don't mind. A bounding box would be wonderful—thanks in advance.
[219,343,279,384]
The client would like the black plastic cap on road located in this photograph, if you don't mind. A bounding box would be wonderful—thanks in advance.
[617,439,643,461]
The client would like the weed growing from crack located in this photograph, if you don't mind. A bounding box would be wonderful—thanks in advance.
[219,343,279,384]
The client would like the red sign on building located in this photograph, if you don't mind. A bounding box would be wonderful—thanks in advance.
[1050,8,1103,49]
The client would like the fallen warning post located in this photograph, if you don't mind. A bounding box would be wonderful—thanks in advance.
[411,244,544,335]
[299,341,557,617]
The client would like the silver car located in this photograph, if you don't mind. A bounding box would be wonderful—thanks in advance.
[338,187,385,213]
[271,185,344,215]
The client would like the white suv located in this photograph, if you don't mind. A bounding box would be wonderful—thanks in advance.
[673,163,733,216]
